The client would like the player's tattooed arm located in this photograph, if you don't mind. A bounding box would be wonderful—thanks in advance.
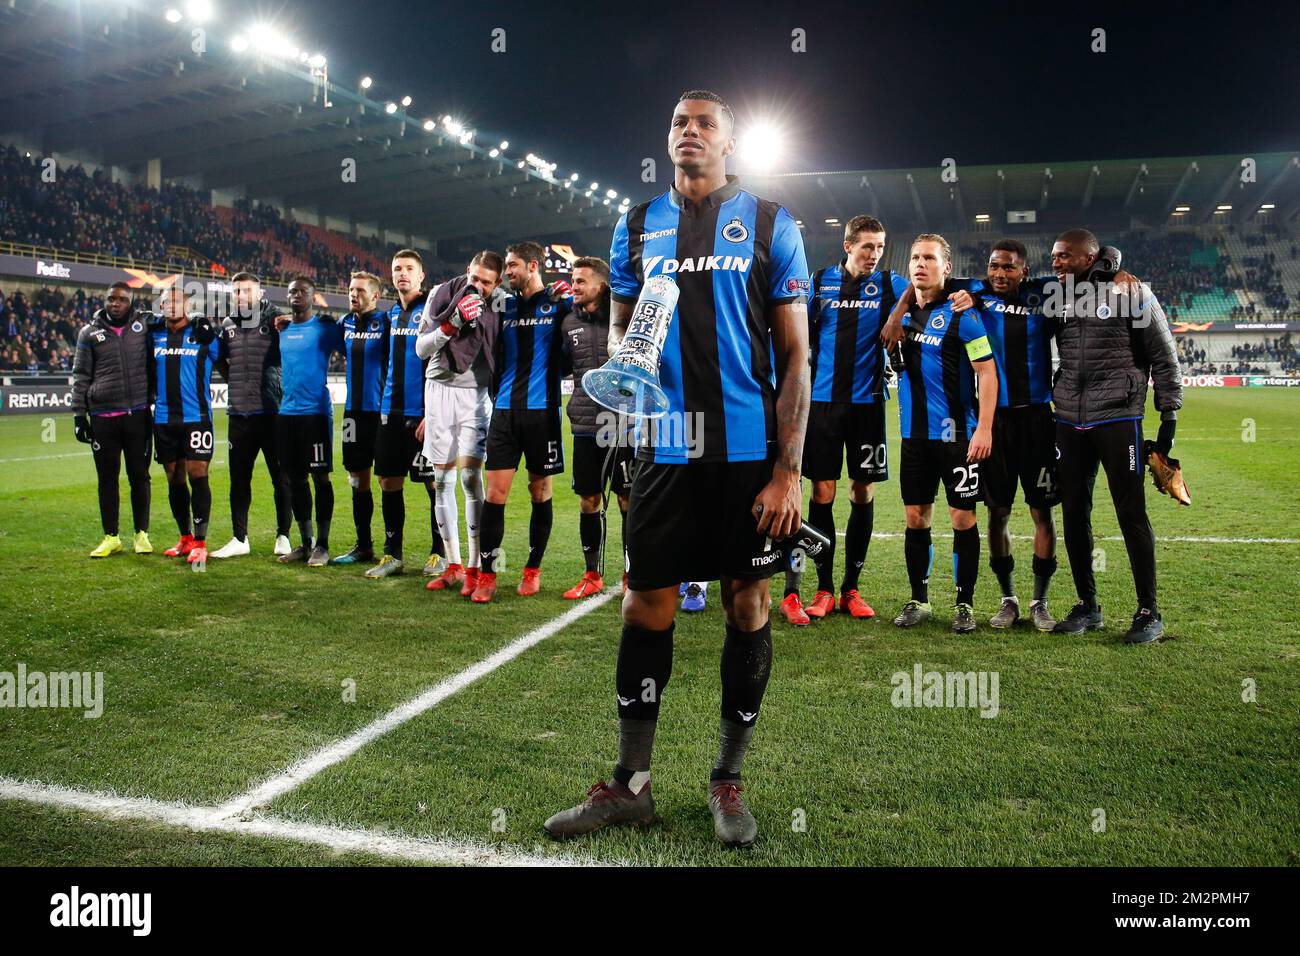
[608,297,632,357]
[753,300,809,539]
[881,283,915,350]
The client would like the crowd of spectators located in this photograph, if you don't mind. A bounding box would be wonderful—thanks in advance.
[0,285,97,372]
[0,145,417,290]
[1178,333,1299,376]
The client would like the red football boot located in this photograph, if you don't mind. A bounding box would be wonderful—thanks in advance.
[164,534,195,557]
[517,566,541,596]
[563,570,605,599]
[426,563,466,591]
[460,567,479,598]
[471,571,497,604]
[840,589,876,619]
[805,590,836,619]
[780,592,811,626]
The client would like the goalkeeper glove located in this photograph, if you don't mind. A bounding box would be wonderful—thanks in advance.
[74,414,93,445]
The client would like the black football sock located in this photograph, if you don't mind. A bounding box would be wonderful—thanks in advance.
[904,527,933,603]
[579,511,601,573]
[613,623,674,793]
[1032,554,1057,602]
[168,479,191,537]
[312,474,333,548]
[353,488,374,549]
[954,525,980,606]
[425,482,444,558]
[991,553,1015,598]
[841,500,873,593]
[526,498,553,569]
[783,566,800,598]
[272,474,293,538]
[381,488,404,557]
[713,621,772,782]
[189,476,211,543]
[808,500,836,592]
[479,501,505,573]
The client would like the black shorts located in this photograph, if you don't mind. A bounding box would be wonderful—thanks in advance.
[154,421,215,463]
[375,414,435,481]
[485,407,564,475]
[626,457,779,590]
[276,413,333,479]
[900,438,981,511]
[984,404,1060,509]
[341,410,381,474]
[802,400,889,482]
[571,435,633,497]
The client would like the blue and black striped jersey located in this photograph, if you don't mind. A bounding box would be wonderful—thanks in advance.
[342,309,389,413]
[151,322,223,424]
[964,278,1054,408]
[279,315,344,416]
[381,295,427,419]
[494,289,570,411]
[809,263,909,404]
[898,299,994,441]
[609,175,809,464]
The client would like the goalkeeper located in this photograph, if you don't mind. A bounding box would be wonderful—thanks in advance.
[1048,229,1184,644]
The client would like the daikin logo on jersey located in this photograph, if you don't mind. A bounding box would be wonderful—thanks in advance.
[642,254,752,276]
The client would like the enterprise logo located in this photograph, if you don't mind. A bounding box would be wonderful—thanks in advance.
[640,227,677,241]
[831,299,880,310]
[154,346,199,357]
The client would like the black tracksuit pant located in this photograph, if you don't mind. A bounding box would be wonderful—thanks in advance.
[1055,418,1158,611]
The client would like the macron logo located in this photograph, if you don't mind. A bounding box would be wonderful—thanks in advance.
[50,886,151,936]
[643,254,751,276]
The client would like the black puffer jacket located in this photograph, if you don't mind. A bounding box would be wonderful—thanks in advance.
[1051,281,1183,426]
[562,301,611,436]
[219,301,283,415]
[71,307,156,415]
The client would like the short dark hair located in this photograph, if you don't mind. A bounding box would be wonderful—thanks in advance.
[506,241,546,269]
[469,250,504,274]
[677,89,734,128]
[1055,228,1099,253]
[845,215,886,245]
[392,248,423,267]
[287,274,315,289]
[231,271,260,285]
[572,256,610,282]
[107,281,131,292]
[991,238,1028,261]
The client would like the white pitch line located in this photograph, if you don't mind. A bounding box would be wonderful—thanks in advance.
[214,588,620,820]
[0,776,584,867]
[835,531,1300,545]
[0,451,92,463]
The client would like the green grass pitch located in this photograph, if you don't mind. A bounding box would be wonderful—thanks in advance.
[0,389,1297,866]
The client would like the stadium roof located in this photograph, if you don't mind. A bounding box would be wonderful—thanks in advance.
[0,0,628,251]
[746,152,1300,238]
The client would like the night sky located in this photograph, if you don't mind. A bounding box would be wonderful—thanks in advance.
[255,0,1298,202]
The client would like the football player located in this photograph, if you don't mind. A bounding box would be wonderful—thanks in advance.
[892,235,998,633]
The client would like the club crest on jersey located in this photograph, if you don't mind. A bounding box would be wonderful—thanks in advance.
[929,313,946,330]
[864,282,879,297]
[538,303,555,316]
[370,319,382,332]
[131,321,143,332]
[1097,304,1113,319]
[721,217,750,243]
